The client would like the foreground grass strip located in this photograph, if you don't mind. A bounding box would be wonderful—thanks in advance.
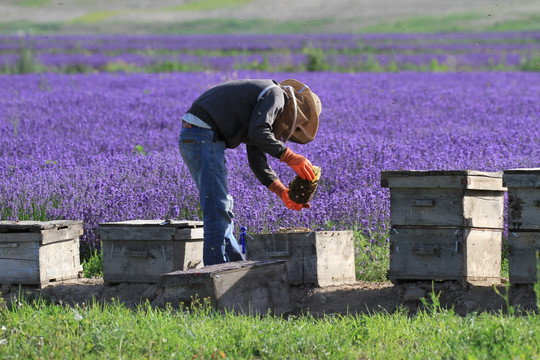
[0,298,539,359]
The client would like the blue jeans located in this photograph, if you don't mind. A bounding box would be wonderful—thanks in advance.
[179,125,243,265]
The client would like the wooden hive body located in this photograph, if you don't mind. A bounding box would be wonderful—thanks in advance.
[0,220,83,287]
[504,168,540,284]
[157,260,291,315]
[245,230,356,286]
[98,220,204,284]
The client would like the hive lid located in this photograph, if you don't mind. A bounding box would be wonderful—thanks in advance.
[503,168,540,188]
[503,168,540,174]
[99,219,203,228]
[0,220,83,232]
[157,260,285,287]
[380,170,505,190]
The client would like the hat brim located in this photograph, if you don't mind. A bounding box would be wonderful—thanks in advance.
[272,85,297,143]
[280,79,321,144]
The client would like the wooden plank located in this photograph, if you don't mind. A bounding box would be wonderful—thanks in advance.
[0,220,83,232]
[98,226,176,241]
[0,258,40,284]
[389,188,465,226]
[38,239,82,285]
[158,260,291,314]
[0,232,42,243]
[0,240,39,262]
[462,190,505,229]
[503,171,540,188]
[463,229,502,285]
[213,261,291,315]
[103,240,174,283]
[41,225,84,245]
[382,170,501,177]
[504,168,540,174]
[381,170,505,191]
[466,176,506,191]
[173,238,203,270]
[507,232,540,284]
[246,232,306,284]
[99,220,203,228]
[314,231,356,286]
[389,227,464,280]
[507,188,540,230]
[175,227,204,240]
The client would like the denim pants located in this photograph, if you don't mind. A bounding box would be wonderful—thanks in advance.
[179,126,243,265]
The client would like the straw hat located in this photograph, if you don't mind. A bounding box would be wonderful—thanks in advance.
[273,79,322,144]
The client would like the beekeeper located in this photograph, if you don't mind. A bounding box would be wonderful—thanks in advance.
[179,78,322,265]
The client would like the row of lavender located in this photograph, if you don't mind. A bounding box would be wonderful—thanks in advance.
[2,70,539,255]
[1,32,539,72]
[2,32,540,51]
[0,52,528,71]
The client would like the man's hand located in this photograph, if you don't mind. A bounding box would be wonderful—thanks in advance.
[280,148,315,181]
[268,179,310,211]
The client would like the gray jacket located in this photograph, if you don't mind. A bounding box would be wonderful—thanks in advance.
[186,79,289,187]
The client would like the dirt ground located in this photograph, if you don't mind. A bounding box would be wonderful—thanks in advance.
[1,276,537,316]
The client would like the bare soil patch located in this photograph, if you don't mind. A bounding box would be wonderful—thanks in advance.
[1,278,536,316]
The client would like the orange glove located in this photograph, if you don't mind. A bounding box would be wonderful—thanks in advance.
[280,147,315,181]
[268,179,310,211]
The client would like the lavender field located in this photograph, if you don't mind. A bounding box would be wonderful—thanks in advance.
[2,68,540,261]
[2,32,540,72]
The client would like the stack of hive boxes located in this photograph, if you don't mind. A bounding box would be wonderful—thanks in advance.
[381,170,506,285]
[504,168,540,284]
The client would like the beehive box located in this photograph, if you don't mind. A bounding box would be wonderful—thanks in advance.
[389,227,502,283]
[245,230,355,286]
[0,220,83,287]
[503,168,540,284]
[157,260,291,315]
[381,170,506,285]
[98,220,204,284]
[381,170,506,229]
[504,168,540,231]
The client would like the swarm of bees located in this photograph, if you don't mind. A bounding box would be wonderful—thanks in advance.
[288,166,321,205]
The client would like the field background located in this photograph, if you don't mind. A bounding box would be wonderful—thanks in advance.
[2,2,540,359]
[2,0,540,34]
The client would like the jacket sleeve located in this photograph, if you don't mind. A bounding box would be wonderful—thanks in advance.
[247,87,288,158]
[246,144,279,188]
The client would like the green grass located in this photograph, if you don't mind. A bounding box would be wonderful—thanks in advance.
[361,12,540,33]
[81,249,103,278]
[0,21,62,34]
[16,0,51,7]
[0,294,538,359]
[167,0,254,12]
[153,17,333,34]
[487,14,540,32]
[68,11,122,25]
[363,12,487,33]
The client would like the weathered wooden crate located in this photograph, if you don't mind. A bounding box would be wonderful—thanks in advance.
[98,220,204,284]
[389,227,502,284]
[507,232,540,284]
[381,170,506,285]
[503,169,540,284]
[0,220,83,287]
[157,260,291,315]
[245,231,356,286]
[381,170,506,229]
[504,168,540,231]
